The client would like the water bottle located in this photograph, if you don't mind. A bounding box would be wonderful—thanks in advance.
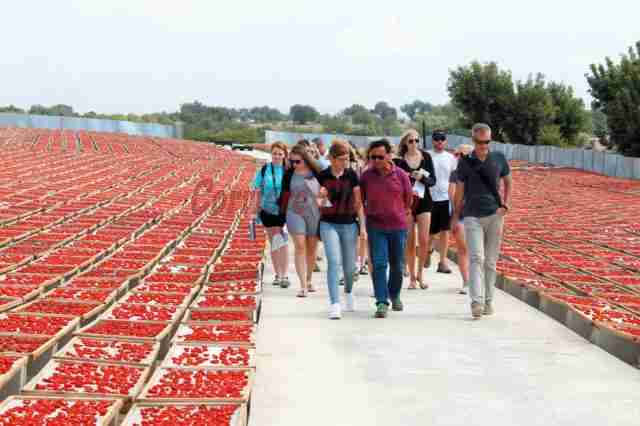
[249,217,257,241]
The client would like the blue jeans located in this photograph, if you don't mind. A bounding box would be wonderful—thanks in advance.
[319,221,358,304]
[367,226,407,305]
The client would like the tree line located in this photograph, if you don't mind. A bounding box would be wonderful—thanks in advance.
[1,40,637,153]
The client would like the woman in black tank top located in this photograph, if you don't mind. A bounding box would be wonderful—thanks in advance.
[393,130,436,289]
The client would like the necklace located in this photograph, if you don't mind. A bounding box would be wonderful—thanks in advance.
[405,151,422,169]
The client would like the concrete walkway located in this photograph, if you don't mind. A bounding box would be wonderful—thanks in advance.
[250,249,640,426]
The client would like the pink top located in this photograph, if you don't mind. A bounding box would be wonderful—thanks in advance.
[360,165,412,231]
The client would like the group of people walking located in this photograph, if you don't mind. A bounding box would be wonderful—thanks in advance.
[252,123,512,320]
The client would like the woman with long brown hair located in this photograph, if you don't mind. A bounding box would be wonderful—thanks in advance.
[317,140,366,319]
[253,142,290,288]
[279,143,322,297]
[393,130,436,290]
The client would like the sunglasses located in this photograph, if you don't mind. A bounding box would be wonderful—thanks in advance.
[407,138,419,144]
[289,159,302,165]
[433,135,446,142]
[369,155,386,161]
[473,139,491,145]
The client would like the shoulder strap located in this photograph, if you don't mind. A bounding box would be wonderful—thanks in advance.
[462,156,504,208]
[269,163,277,191]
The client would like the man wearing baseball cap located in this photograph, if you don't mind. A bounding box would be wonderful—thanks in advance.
[428,129,457,274]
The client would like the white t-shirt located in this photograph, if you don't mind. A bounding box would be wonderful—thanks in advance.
[428,150,457,202]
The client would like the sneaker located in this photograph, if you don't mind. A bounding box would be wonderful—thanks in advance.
[272,276,281,287]
[279,277,290,289]
[339,277,345,286]
[353,271,359,282]
[458,282,468,295]
[329,303,341,320]
[313,263,321,272]
[391,298,404,311]
[437,263,452,274]
[483,302,494,316]
[344,293,356,312]
[359,264,369,275]
[471,302,483,319]
[374,303,388,318]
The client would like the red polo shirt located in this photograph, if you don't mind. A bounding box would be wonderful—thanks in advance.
[360,164,412,231]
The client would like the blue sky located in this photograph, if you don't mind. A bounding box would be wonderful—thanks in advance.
[2,0,639,115]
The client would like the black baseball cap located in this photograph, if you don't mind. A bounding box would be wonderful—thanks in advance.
[432,130,447,141]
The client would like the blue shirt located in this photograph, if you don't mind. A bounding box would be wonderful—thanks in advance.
[253,163,284,215]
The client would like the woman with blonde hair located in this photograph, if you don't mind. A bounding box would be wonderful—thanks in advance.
[253,142,291,288]
[393,129,436,290]
[449,143,473,294]
[279,143,322,297]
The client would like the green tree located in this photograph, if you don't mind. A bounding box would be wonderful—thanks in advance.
[590,109,608,140]
[547,82,588,144]
[321,115,352,134]
[400,100,433,120]
[372,101,397,121]
[289,104,319,124]
[29,104,75,116]
[0,105,25,114]
[503,74,554,145]
[447,61,514,141]
[586,41,640,155]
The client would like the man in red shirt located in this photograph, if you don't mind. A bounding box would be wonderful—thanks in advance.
[360,139,413,318]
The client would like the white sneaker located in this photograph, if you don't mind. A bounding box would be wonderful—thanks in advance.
[328,303,342,320]
[344,293,356,312]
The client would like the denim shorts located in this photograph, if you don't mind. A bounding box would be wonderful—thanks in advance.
[286,211,320,236]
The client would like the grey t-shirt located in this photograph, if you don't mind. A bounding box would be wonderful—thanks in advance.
[287,172,320,220]
[455,151,510,218]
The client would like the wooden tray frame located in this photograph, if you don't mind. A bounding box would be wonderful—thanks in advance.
[0,395,123,426]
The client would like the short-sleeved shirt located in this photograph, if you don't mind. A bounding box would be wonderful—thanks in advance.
[449,169,458,184]
[360,165,412,231]
[252,163,284,215]
[317,168,359,224]
[455,151,510,218]
[287,172,320,221]
[428,150,457,202]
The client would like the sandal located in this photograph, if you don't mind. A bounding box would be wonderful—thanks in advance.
[306,275,316,292]
[408,278,418,290]
[418,279,429,290]
[297,289,308,298]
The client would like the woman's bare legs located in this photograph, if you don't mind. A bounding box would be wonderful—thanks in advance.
[453,223,470,289]
[305,236,319,291]
[266,227,288,279]
[291,234,308,296]
[415,212,431,288]
[406,215,418,289]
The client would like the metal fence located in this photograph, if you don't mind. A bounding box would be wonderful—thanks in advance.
[266,130,639,179]
[0,113,183,139]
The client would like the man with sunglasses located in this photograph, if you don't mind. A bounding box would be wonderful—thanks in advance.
[360,139,413,318]
[451,123,512,319]
[427,129,457,274]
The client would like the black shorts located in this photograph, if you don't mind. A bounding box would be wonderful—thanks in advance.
[429,201,451,234]
[259,210,286,228]
[413,195,433,217]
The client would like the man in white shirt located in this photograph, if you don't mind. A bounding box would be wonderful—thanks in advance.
[312,137,330,170]
[428,130,458,273]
